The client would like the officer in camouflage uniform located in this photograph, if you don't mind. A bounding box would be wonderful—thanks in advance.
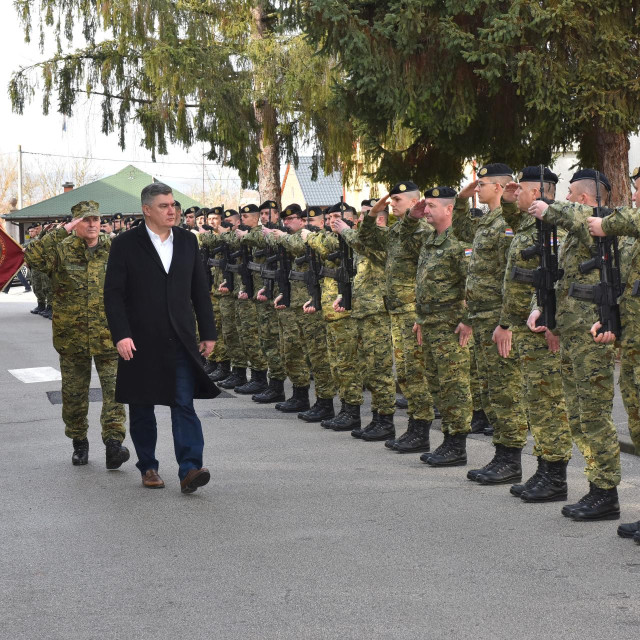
[331,208,397,440]
[238,200,287,403]
[263,204,336,421]
[453,163,529,485]
[497,167,573,502]
[359,182,434,454]
[399,187,474,466]
[200,209,247,387]
[23,201,129,469]
[585,166,640,539]
[528,169,620,521]
[230,204,269,394]
[24,223,48,316]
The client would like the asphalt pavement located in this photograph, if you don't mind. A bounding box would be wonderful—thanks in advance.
[2,288,640,640]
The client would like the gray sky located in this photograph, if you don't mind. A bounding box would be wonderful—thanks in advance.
[0,4,243,197]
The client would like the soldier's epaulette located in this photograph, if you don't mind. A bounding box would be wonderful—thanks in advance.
[504,228,514,236]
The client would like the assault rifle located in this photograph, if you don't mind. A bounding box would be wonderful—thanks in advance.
[290,208,323,310]
[228,241,254,299]
[261,216,291,307]
[322,197,355,310]
[568,171,622,337]
[511,165,563,330]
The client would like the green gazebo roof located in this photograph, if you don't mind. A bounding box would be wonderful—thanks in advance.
[2,165,200,222]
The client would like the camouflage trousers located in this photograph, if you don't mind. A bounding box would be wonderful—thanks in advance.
[359,313,396,415]
[620,337,640,453]
[218,295,246,368]
[59,352,126,443]
[472,314,528,449]
[326,315,361,405]
[560,328,620,489]
[280,307,336,399]
[390,312,433,421]
[256,300,286,381]
[421,319,472,435]
[235,298,268,371]
[31,268,51,305]
[208,295,227,363]
[470,338,497,422]
[512,327,572,462]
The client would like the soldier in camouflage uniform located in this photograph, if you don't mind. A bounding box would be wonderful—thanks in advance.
[398,187,474,466]
[528,169,620,521]
[263,204,336,421]
[239,200,287,403]
[452,163,529,485]
[359,182,434,454]
[23,201,129,469]
[497,167,573,502]
[331,208,397,440]
[201,209,248,388]
[24,223,48,315]
[585,166,640,539]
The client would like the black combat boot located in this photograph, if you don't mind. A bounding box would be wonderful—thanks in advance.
[204,360,218,375]
[467,444,504,482]
[395,394,408,410]
[510,457,548,497]
[218,367,247,389]
[235,369,268,394]
[470,409,489,434]
[208,360,231,382]
[275,386,310,413]
[30,303,45,315]
[385,416,414,449]
[395,419,431,453]
[321,401,356,429]
[520,459,568,503]
[570,484,620,521]
[72,438,89,466]
[329,403,361,431]
[352,411,377,438]
[299,397,334,422]
[476,446,522,485]
[41,305,53,319]
[634,530,640,544]
[105,439,130,470]
[618,520,640,539]
[361,413,395,442]
[252,378,285,403]
[421,433,467,466]
[561,484,594,518]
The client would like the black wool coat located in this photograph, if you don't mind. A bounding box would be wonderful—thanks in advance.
[104,222,219,405]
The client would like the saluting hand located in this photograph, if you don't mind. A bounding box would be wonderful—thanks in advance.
[502,181,518,203]
[457,180,478,199]
[116,338,136,361]
[409,199,427,219]
[369,194,390,216]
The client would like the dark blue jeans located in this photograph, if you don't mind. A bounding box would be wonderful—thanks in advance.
[129,346,205,480]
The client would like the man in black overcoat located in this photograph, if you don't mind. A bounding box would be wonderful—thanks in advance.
[104,182,219,493]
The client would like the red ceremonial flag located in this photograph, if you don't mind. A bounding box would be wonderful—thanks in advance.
[0,226,25,292]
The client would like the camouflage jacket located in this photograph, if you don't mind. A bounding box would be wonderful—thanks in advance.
[601,207,640,337]
[542,202,601,334]
[240,226,271,301]
[271,230,310,309]
[200,230,237,297]
[400,218,469,326]
[340,227,387,319]
[452,198,517,319]
[23,227,115,356]
[357,213,430,314]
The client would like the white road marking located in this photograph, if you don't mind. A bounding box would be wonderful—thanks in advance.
[8,367,62,383]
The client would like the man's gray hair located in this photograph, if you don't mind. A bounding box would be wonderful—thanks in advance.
[141,182,173,207]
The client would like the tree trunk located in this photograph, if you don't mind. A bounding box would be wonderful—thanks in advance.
[251,4,281,207]
[594,126,631,206]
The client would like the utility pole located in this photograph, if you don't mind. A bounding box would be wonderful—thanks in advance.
[17,145,23,210]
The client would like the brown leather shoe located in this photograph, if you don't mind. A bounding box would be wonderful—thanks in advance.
[180,467,211,494]
[142,469,165,489]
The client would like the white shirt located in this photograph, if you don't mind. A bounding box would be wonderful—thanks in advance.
[146,225,173,274]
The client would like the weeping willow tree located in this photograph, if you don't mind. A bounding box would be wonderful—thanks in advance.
[10,0,352,201]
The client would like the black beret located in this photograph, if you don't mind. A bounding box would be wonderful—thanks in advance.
[125,216,136,224]
[305,207,323,218]
[477,163,513,178]
[113,213,123,221]
[361,199,374,207]
[631,167,640,181]
[198,208,209,216]
[240,204,260,214]
[174,200,181,209]
[516,166,558,184]
[389,181,420,195]
[184,206,200,215]
[325,202,356,214]
[209,206,224,216]
[569,169,611,192]
[28,223,39,230]
[259,200,278,211]
[424,186,457,199]
[131,219,143,228]
[223,209,239,219]
[281,203,303,218]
